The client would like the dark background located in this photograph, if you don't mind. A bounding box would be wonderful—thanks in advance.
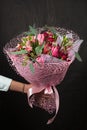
[0,0,87,129]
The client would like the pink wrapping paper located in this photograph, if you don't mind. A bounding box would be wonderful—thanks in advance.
[3,27,83,124]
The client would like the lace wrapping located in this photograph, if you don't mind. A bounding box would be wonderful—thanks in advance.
[3,27,83,124]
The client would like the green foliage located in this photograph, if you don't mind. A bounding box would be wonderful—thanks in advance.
[35,44,44,55]
[29,63,34,73]
[10,50,27,55]
[43,25,58,34]
[75,52,82,62]
[25,25,38,36]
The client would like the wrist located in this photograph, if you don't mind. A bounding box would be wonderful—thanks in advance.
[22,83,26,93]
[23,84,32,93]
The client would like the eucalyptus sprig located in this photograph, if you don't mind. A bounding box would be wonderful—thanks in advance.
[25,25,38,36]
[75,52,82,62]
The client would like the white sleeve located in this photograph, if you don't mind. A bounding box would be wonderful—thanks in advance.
[0,75,12,91]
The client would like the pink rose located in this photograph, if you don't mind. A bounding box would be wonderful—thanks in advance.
[51,46,59,57]
[37,34,44,45]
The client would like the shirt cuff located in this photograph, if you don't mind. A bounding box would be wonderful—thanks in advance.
[0,75,12,91]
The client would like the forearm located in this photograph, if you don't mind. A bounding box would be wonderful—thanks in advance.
[9,80,32,93]
[0,75,32,93]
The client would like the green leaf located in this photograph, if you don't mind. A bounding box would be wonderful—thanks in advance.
[10,50,27,55]
[25,25,38,36]
[29,63,34,73]
[75,52,82,62]
[48,27,58,34]
[29,25,37,35]
[35,44,44,55]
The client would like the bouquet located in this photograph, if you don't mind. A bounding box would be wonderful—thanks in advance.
[3,25,83,124]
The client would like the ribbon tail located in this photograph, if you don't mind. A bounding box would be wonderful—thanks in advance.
[27,85,45,108]
[47,86,59,125]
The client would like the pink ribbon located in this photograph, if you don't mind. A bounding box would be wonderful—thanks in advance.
[27,85,59,124]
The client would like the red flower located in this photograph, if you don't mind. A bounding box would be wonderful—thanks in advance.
[47,37,55,42]
[44,32,49,38]
[43,31,55,43]
[43,44,51,54]
[59,51,68,60]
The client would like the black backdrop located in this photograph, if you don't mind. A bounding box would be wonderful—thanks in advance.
[0,0,87,129]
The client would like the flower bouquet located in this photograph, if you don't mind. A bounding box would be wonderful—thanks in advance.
[3,25,83,124]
